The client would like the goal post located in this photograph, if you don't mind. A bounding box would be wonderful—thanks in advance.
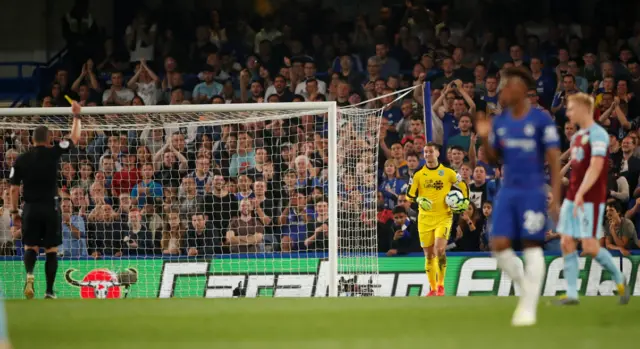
[0,101,382,299]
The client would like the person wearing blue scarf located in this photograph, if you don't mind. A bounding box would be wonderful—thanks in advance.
[379,160,409,209]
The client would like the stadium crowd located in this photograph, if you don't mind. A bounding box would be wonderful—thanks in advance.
[0,0,640,258]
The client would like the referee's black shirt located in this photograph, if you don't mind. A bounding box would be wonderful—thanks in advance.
[9,139,73,204]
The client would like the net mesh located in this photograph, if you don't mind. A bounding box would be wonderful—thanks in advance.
[0,103,383,298]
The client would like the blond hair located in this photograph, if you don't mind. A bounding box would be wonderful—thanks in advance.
[567,92,595,114]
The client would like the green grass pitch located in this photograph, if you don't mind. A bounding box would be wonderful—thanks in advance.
[6,297,640,349]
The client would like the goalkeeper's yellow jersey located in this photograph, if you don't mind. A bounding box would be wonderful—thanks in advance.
[407,163,466,217]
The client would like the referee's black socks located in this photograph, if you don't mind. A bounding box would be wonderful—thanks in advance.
[45,252,58,295]
[23,249,37,275]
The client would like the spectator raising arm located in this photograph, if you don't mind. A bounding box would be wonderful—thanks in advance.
[598,98,617,125]
[614,98,632,130]
[432,84,452,119]
[624,198,640,220]
[454,79,476,114]
[71,60,100,93]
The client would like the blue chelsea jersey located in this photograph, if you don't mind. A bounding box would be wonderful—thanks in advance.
[490,107,560,188]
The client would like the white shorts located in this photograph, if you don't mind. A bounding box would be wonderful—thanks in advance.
[556,199,605,239]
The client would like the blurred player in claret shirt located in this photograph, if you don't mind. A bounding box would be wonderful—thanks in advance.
[406,143,469,296]
[555,93,630,306]
[476,67,562,326]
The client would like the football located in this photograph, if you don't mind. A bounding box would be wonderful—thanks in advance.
[445,190,465,208]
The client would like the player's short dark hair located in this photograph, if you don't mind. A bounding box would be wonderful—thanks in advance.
[425,142,440,150]
[501,67,536,89]
[410,115,423,122]
[392,206,407,215]
[33,126,49,143]
[449,145,465,152]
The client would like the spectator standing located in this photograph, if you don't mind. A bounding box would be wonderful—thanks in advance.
[127,60,160,106]
[161,211,184,255]
[187,155,213,196]
[469,166,497,208]
[252,180,274,228]
[70,60,101,99]
[279,190,313,252]
[446,114,476,152]
[379,160,408,209]
[203,171,238,236]
[61,0,100,67]
[304,198,330,251]
[254,18,282,54]
[131,163,163,208]
[373,43,400,79]
[102,72,135,106]
[294,61,327,98]
[87,204,124,258]
[432,57,457,90]
[229,131,256,178]
[264,75,294,102]
[112,154,139,198]
[124,209,155,256]
[620,136,640,191]
[236,175,254,201]
[186,213,216,256]
[480,75,500,115]
[226,199,265,253]
[192,65,223,103]
[125,9,157,63]
[530,57,555,107]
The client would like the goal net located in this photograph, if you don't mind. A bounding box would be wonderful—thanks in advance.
[0,102,383,299]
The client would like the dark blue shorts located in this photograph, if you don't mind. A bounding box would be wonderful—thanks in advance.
[490,187,547,241]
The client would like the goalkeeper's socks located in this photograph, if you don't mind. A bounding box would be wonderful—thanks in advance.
[563,251,579,300]
[23,249,37,275]
[45,252,58,295]
[425,257,437,292]
[494,248,524,287]
[522,247,545,312]
[437,255,447,287]
[594,248,624,285]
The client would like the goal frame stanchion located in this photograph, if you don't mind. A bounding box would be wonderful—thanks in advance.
[0,102,341,298]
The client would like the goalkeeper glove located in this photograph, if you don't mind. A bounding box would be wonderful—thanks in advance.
[416,197,433,211]
[452,198,470,213]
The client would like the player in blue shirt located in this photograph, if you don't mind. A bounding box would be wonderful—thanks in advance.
[476,67,562,327]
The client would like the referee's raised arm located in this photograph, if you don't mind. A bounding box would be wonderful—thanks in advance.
[69,100,82,145]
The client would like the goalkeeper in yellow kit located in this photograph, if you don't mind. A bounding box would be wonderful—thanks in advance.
[407,143,469,296]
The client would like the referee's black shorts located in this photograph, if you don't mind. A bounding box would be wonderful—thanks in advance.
[21,200,62,248]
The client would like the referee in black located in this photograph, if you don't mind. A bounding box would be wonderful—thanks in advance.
[9,100,82,299]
